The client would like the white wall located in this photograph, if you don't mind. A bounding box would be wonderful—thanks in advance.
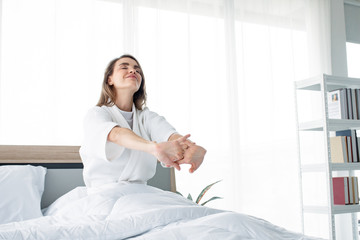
[330,0,348,76]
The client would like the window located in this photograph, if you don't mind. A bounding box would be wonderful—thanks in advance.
[0,0,124,145]
[346,42,360,78]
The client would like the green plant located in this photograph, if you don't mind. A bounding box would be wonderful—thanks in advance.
[176,180,222,206]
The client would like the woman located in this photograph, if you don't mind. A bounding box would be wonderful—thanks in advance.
[80,54,206,190]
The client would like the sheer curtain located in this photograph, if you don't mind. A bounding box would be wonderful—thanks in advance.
[0,0,330,232]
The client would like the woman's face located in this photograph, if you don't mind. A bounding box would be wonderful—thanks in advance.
[108,57,142,94]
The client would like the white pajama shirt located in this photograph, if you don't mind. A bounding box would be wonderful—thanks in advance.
[79,104,177,190]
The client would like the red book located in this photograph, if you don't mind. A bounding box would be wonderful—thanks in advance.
[333,177,349,205]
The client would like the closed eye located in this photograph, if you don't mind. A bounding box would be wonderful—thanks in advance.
[118,62,141,73]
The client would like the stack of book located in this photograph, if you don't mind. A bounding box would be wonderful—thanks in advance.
[328,88,360,119]
[330,130,360,163]
[333,177,359,205]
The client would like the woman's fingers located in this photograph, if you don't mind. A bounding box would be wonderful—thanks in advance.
[176,158,188,165]
[176,134,191,143]
[175,150,185,160]
[172,162,181,171]
[175,144,206,173]
[180,140,195,150]
[157,134,199,171]
[175,159,198,173]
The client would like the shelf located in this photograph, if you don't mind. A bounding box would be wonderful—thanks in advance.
[301,163,326,172]
[325,75,360,91]
[295,74,360,240]
[301,163,360,172]
[332,163,360,171]
[296,74,360,91]
[333,205,360,214]
[298,119,360,131]
[298,120,323,131]
[328,119,360,131]
[304,205,360,214]
[295,75,324,91]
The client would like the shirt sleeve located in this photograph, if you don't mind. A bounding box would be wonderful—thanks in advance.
[142,108,177,143]
[82,107,125,161]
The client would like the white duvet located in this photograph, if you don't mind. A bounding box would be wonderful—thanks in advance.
[0,184,323,240]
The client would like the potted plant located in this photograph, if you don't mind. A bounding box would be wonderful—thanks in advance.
[177,180,222,206]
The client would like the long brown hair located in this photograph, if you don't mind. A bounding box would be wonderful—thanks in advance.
[96,54,147,110]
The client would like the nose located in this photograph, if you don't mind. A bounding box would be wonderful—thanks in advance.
[129,67,136,74]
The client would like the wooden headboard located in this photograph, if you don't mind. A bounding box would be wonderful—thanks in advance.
[0,145,81,166]
[0,145,176,208]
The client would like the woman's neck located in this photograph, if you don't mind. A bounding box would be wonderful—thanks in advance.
[114,93,133,112]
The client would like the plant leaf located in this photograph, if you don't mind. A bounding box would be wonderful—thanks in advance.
[187,193,193,201]
[175,191,183,197]
[195,180,222,204]
[201,196,223,206]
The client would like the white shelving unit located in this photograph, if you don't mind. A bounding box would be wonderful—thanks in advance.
[295,74,360,240]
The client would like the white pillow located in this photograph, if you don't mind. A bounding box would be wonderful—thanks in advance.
[0,165,46,224]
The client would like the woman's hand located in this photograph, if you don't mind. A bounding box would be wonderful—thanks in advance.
[152,134,191,170]
[176,144,206,173]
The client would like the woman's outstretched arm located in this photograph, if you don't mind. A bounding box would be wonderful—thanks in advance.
[107,127,190,170]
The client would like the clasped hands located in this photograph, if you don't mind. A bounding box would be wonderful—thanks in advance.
[153,134,206,173]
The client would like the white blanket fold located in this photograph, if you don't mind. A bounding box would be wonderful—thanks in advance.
[0,184,323,240]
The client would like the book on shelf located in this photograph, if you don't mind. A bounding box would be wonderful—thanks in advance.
[328,89,347,119]
[330,136,348,163]
[333,177,359,205]
[357,89,360,119]
[327,88,360,120]
[347,89,353,119]
[354,177,359,204]
[349,177,354,204]
[347,136,353,162]
[352,89,358,120]
[333,177,349,205]
[335,130,360,162]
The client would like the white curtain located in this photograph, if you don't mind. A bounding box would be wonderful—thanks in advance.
[0,0,331,233]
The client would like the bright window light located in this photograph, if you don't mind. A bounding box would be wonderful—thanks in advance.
[346,42,360,78]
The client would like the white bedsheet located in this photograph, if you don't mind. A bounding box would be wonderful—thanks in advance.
[0,184,323,240]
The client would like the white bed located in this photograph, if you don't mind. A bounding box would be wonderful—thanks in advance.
[0,145,324,240]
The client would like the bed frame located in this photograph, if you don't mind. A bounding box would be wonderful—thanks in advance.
[0,145,176,208]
